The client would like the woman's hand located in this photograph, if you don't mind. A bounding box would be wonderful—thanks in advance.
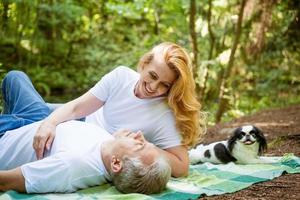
[33,120,57,160]
[32,92,105,159]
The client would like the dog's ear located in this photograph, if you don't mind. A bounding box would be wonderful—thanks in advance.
[254,126,267,155]
[228,127,241,152]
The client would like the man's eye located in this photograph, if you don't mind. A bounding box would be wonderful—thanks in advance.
[138,141,145,146]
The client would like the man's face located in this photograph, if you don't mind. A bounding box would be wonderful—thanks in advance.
[112,132,160,165]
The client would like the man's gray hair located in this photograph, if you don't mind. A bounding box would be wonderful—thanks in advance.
[112,155,171,194]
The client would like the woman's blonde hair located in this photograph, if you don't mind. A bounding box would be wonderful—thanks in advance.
[137,42,206,148]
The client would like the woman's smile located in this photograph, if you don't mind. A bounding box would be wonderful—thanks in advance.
[144,82,155,95]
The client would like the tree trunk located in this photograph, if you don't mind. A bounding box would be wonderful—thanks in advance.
[247,0,276,56]
[15,1,24,65]
[198,0,215,103]
[215,0,247,123]
[189,0,202,102]
[100,0,108,32]
[207,0,215,60]
[153,7,160,35]
[284,4,300,41]
[189,0,198,77]
[2,0,9,30]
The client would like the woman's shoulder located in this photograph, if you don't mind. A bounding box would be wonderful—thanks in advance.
[104,66,139,89]
[109,66,138,83]
[113,66,137,75]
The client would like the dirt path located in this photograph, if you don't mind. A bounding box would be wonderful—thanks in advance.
[200,104,300,200]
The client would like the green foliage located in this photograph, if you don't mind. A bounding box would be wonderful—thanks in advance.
[0,67,5,113]
[0,0,299,123]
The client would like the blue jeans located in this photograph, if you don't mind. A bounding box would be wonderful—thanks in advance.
[0,71,50,137]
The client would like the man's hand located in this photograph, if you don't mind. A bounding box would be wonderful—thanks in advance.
[113,130,145,140]
[33,120,56,160]
[0,168,25,192]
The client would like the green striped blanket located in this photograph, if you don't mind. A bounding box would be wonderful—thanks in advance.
[1,154,299,200]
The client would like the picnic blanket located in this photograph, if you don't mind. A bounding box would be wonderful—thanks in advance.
[1,154,299,200]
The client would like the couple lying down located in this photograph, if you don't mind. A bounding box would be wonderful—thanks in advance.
[0,42,206,194]
[0,120,170,194]
[0,66,173,195]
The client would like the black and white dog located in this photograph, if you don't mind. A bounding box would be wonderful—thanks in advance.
[189,125,269,164]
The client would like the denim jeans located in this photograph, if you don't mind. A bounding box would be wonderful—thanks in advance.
[0,71,50,137]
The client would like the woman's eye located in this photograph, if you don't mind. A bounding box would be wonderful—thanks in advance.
[163,83,170,88]
[149,72,157,80]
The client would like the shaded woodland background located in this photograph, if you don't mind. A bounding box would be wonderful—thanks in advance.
[0,0,299,123]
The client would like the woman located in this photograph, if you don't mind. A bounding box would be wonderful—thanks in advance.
[33,42,206,177]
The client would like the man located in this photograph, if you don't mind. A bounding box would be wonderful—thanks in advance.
[0,71,171,194]
[0,120,171,194]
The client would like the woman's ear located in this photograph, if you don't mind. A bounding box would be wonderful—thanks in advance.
[111,155,123,173]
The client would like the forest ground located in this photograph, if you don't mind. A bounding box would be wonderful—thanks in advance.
[200,104,300,200]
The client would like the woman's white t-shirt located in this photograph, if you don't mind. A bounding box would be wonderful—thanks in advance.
[86,66,181,149]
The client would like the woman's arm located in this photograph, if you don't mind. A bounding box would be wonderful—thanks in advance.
[0,168,25,192]
[33,91,104,159]
[43,91,104,126]
[158,146,189,177]
[112,130,189,177]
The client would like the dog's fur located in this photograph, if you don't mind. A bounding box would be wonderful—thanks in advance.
[189,125,269,164]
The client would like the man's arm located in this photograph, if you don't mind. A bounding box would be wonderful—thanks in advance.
[159,146,189,178]
[0,167,26,192]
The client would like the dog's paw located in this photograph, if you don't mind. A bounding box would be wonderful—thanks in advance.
[258,157,280,163]
[237,157,278,164]
[188,145,203,165]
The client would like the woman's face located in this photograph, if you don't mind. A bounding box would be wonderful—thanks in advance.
[135,54,178,99]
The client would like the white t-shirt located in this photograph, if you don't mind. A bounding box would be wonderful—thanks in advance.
[0,121,113,193]
[86,66,181,149]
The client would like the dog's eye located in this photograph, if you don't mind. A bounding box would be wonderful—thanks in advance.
[241,132,246,136]
[250,132,257,137]
[249,131,256,135]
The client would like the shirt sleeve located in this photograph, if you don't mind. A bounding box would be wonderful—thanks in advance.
[89,66,124,102]
[21,152,75,193]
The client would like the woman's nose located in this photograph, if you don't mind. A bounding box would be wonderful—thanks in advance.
[150,81,159,91]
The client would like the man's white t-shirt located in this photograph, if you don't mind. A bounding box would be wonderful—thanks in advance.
[86,66,181,149]
[0,121,113,193]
